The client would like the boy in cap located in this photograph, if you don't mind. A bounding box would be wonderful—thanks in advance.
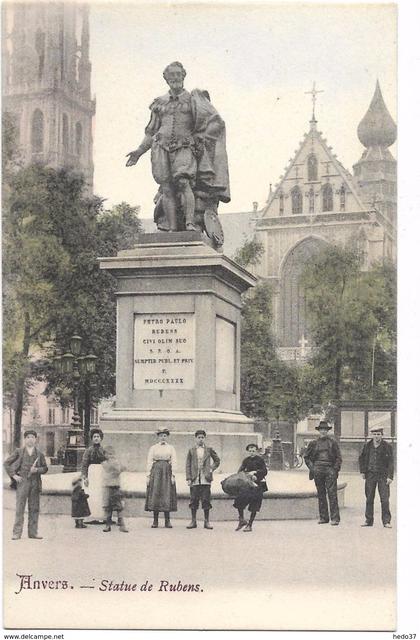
[102,445,128,533]
[4,430,48,540]
[359,426,394,527]
[234,443,268,532]
[304,420,342,526]
[185,430,220,529]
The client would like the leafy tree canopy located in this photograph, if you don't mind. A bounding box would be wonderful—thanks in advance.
[3,160,143,445]
[301,243,396,402]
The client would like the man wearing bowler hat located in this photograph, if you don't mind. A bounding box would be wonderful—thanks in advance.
[4,429,48,540]
[304,420,342,526]
[185,430,220,529]
[359,426,394,528]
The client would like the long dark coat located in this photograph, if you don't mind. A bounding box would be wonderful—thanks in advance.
[71,484,91,518]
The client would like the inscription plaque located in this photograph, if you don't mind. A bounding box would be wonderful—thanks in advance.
[133,313,195,389]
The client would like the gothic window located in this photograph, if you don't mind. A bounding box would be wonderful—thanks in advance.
[291,186,302,214]
[35,29,45,79]
[309,187,315,213]
[322,183,333,212]
[31,109,44,153]
[279,192,284,215]
[62,114,69,152]
[279,237,328,346]
[75,122,83,156]
[307,154,318,181]
[339,185,346,211]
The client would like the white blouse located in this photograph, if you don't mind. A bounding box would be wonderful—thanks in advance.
[146,442,177,474]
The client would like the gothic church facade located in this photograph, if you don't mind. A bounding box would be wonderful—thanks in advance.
[254,82,397,362]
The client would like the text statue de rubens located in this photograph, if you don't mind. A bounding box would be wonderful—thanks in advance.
[126,61,230,247]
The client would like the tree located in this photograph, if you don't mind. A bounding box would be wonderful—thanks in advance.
[235,238,302,422]
[300,243,397,403]
[3,160,143,447]
[44,200,143,442]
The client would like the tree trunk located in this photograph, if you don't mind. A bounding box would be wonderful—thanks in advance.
[334,357,342,400]
[13,311,31,448]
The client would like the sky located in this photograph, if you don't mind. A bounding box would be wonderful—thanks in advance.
[89,1,397,217]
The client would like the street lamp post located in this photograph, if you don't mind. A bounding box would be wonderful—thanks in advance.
[53,336,97,473]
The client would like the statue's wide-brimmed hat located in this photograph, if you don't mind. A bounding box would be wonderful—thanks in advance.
[316,421,332,431]
[156,428,170,436]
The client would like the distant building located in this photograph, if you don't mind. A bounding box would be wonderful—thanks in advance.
[2,2,95,192]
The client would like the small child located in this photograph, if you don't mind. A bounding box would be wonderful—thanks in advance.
[71,475,90,528]
[102,445,128,533]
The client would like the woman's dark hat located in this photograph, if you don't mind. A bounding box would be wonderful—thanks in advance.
[23,429,38,438]
[316,421,332,431]
[156,428,170,436]
[90,428,104,440]
[246,443,258,451]
[195,429,206,437]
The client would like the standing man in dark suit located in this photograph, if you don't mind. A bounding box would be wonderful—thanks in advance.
[304,420,342,526]
[359,426,394,528]
[4,429,48,540]
[185,430,220,530]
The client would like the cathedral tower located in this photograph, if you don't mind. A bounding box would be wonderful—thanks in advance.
[353,81,397,231]
[2,3,95,192]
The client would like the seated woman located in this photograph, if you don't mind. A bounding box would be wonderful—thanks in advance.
[233,443,268,532]
[145,429,177,528]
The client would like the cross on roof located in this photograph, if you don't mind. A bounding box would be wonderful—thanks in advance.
[299,334,309,357]
[305,82,324,121]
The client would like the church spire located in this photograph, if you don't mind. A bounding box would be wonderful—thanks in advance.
[357,80,397,148]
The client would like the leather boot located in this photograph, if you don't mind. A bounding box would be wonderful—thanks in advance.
[164,512,172,528]
[203,509,213,529]
[103,513,112,532]
[186,509,197,529]
[151,511,159,528]
[235,518,247,531]
[118,515,129,533]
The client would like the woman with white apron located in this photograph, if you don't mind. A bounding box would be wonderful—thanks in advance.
[81,428,106,523]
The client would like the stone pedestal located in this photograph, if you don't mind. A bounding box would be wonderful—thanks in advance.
[99,232,258,471]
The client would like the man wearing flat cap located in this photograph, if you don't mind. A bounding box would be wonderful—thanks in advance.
[304,420,342,526]
[185,430,220,529]
[4,430,48,539]
[359,426,394,528]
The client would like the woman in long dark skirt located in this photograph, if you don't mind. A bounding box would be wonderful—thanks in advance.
[145,429,177,528]
[234,443,268,532]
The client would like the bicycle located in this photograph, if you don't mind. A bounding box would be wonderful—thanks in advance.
[291,452,304,468]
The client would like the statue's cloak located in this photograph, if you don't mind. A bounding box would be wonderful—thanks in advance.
[191,89,231,203]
